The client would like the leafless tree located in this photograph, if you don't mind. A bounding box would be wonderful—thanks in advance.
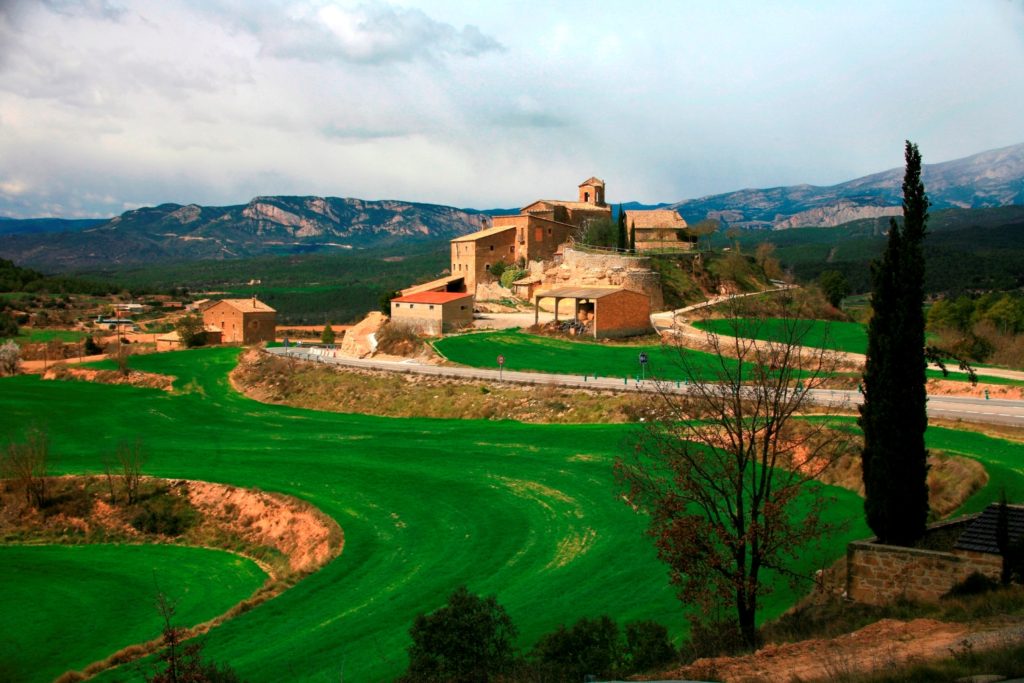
[3,425,49,508]
[616,297,853,648]
[118,439,145,505]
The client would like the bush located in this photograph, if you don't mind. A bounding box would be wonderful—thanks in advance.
[945,571,1000,598]
[530,615,623,682]
[0,310,18,338]
[83,336,103,355]
[489,260,508,281]
[401,585,518,683]
[0,340,20,376]
[130,492,198,536]
[680,617,747,662]
[625,620,676,672]
[500,266,528,290]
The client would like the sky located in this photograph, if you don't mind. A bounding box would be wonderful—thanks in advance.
[0,0,1022,218]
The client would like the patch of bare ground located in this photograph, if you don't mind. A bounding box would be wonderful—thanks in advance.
[231,347,662,424]
[648,618,974,683]
[0,476,342,681]
[930,418,1024,444]
[41,364,176,391]
[927,377,1024,400]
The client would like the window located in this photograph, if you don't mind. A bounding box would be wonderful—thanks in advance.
[489,245,494,251]
[547,228,552,235]
[584,191,590,202]
[485,264,490,271]
[535,228,543,241]
[429,305,435,310]
[509,246,514,253]
[460,305,466,310]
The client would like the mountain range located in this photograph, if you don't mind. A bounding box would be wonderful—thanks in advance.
[668,142,1024,229]
[1,142,1021,271]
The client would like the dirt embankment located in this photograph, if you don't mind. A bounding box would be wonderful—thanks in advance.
[40,364,176,391]
[652,618,975,683]
[231,347,661,424]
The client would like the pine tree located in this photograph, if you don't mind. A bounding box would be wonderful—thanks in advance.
[859,141,930,546]
[617,205,627,251]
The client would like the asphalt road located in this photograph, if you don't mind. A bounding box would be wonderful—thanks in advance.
[267,347,1024,428]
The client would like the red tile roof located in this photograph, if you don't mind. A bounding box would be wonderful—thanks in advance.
[391,291,473,305]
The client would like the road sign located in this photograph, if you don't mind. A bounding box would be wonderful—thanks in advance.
[497,355,505,366]
[638,352,649,365]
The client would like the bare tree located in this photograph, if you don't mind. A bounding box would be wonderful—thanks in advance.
[3,426,49,508]
[118,439,145,505]
[615,298,853,648]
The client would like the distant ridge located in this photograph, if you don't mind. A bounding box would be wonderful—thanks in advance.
[667,142,1024,229]
[0,196,487,270]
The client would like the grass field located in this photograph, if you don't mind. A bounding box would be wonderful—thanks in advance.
[0,347,877,682]
[0,544,265,682]
[693,318,869,354]
[12,328,89,344]
[434,329,768,382]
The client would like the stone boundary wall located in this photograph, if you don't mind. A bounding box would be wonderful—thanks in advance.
[846,517,1002,605]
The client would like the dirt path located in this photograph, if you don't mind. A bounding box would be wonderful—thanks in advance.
[651,617,1024,682]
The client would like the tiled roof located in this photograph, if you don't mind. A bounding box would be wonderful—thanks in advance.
[955,503,1024,554]
[578,177,605,187]
[450,225,516,242]
[523,200,610,212]
[624,209,688,229]
[392,291,474,305]
[535,286,626,299]
[214,298,276,313]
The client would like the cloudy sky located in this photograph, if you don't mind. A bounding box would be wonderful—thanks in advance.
[1,0,1022,218]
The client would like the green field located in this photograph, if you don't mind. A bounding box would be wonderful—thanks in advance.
[0,544,265,682]
[0,347,878,682]
[434,329,768,382]
[693,317,869,354]
[12,328,89,344]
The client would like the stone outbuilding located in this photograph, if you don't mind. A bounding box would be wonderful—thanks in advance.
[533,286,651,339]
[202,297,277,344]
[390,291,475,336]
[623,209,695,252]
[846,503,1024,606]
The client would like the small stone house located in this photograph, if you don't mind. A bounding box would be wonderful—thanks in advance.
[202,297,277,345]
[846,503,1024,605]
[390,291,474,336]
[623,209,695,252]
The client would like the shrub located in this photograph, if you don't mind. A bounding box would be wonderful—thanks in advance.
[530,615,623,682]
[500,266,528,290]
[401,585,518,683]
[680,617,747,662]
[625,620,676,672]
[130,492,198,536]
[83,336,103,355]
[945,571,1000,598]
[489,260,508,281]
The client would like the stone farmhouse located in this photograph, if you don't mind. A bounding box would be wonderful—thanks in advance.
[450,177,612,292]
[623,208,696,252]
[389,291,474,336]
[202,297,277,344]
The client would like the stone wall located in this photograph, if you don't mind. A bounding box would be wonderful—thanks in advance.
[534,247,664,311]
[846,518,1002,605]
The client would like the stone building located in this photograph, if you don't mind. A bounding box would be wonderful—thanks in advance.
[389,291,474,335]
[532,286,652,339]
[450,177,611,292]
[202,297,277,344]
[623,209,695,252]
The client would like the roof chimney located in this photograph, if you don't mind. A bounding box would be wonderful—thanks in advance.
[252,293,257,309]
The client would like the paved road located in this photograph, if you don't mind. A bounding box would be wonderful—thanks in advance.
[267,347,1024,427]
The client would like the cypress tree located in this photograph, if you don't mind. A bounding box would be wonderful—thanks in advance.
[859,141,930,546]
[629,222,636,253]
[617,204,627,251]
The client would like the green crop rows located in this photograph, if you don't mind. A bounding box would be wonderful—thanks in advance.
[0,544,264,682]
[1,347,1020,681]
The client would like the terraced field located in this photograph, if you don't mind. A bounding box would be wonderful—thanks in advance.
[1,348,1020,681]
[692,317,868,354]
[0,544,264,682]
